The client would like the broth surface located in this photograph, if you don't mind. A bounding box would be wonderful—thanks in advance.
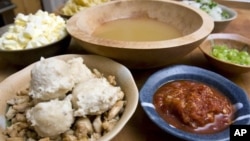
[92,17,182,41]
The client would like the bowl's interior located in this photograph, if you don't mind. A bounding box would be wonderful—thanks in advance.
[67,0,214,49]
[215,4,237,22]
[199,33,250,73]
[0,54,138,141]
[140,65,250,141]
[76,1,201,35]
[200,33,250,55]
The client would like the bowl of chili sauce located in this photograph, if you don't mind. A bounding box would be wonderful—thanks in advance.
[140,65,250,141]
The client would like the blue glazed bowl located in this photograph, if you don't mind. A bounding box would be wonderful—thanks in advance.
[140,65,250,141]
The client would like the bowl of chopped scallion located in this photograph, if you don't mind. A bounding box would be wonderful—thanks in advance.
[199,33,250,74]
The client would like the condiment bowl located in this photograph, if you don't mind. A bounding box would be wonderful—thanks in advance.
[0,54,139,141]
[180,0,237,33]
[140,65,250,141]
[213,4,237,32]
[66,0,214,69]
[199,33,250,74]
[0,24,71,66]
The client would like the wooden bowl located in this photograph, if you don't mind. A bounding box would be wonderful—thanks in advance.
[213,4,237,33]
[66,0,214,69]
[180,0,237,33]
[199,33,250,74]
[0,54,138,141]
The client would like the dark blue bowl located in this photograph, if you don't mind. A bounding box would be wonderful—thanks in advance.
[140,65,250,141]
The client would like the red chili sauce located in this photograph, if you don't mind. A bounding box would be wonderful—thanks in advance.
[153,80,234,134]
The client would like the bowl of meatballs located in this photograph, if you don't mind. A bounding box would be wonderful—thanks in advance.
[0,54,139,141]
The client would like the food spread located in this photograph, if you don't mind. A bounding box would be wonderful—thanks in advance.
[0,0,248,140]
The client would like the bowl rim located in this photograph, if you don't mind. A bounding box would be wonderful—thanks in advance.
[66,0,214,49]
[139,65,250,141]
[199,33,250,68]
[54,4,72,18]
[213,4,238,22]
[0,24,69,52]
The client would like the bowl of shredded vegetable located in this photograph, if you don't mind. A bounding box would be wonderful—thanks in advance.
[182,0,237,32]
[199,33,250,74]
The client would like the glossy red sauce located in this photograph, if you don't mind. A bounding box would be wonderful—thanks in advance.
[153,80,234,134]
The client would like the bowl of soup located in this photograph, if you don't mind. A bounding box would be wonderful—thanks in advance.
[140,65,250,140]
[66,0,214,69]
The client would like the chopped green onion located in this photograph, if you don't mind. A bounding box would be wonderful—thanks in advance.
[211,45,250,66]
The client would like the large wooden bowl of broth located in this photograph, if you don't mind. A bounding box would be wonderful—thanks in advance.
[66,0,214,69]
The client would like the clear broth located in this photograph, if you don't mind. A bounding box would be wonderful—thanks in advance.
[92,18,182,41]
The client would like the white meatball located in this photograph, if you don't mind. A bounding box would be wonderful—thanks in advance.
[26,95,74,137]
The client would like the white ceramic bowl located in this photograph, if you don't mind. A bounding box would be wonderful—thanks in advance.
[0,54,139,141]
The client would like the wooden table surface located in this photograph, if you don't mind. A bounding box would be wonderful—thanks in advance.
[0,1,249,141]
